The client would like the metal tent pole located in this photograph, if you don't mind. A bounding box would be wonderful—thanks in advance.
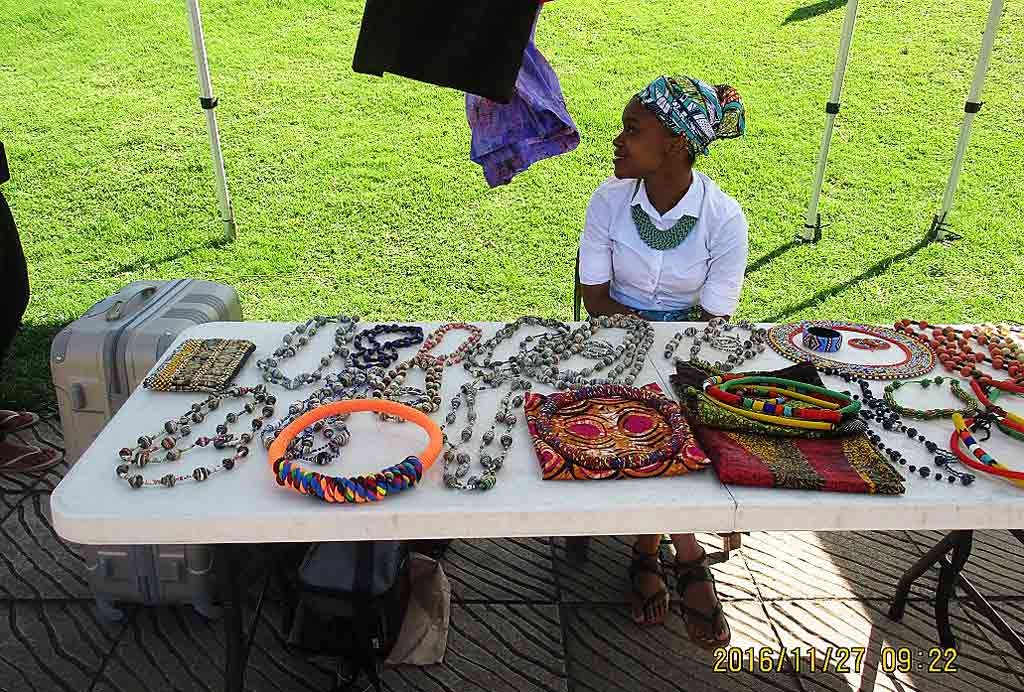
[186,0,237,242]
[799,0,860,243]
[929,0,1003,242]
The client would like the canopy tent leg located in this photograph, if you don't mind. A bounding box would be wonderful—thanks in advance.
[799,0,860,243]
[186,0,236,242]
[929,0,1003,243]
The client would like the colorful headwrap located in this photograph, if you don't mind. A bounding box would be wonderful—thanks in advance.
[636,75,745,157]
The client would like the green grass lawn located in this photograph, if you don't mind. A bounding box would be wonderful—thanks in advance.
[1,0,1022,409]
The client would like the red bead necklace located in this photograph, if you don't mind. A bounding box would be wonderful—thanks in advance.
[895,320,1024,387]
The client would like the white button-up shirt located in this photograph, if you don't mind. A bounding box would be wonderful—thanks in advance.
[578,172,749,316]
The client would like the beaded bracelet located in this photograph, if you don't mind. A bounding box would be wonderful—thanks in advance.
[882,377,980,420]
[533,384,688,471]
[802,324,843,353]
[950,413,1024,487]
[268,399,443,504]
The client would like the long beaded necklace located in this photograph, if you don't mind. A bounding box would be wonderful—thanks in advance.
[465,316,571,384]
[824,368,975,485]
[882,377,980,420]
[433,317,568,491]
[440,379,528,491]
[116,385,276,488]
[517,314,654,388]
[260,365,380,466]
[664,318,767,372]
[372,323,483,414]
[256,315,359,390]
[895,320,1024,386]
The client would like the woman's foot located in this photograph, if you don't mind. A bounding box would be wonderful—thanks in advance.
[675,549,731,650]
[0,410,39,434]
[629,542,670,626]
[0,439,62,473]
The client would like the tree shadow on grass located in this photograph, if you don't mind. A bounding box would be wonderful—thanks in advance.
[785,0,848,24]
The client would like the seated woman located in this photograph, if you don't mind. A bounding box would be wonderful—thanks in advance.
[578,75,748,647]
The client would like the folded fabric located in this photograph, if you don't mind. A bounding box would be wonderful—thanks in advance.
[524,382,708,480]
[466,12,579,186]
[353,0,538,103]
[696,426,905,494]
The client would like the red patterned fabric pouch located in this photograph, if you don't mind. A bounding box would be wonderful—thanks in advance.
[524,383,708,480]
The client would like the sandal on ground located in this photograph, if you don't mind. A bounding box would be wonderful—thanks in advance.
[0,441,62,474]
[0,410,40,434]
[629,542,670,626]
[675,549,731,650]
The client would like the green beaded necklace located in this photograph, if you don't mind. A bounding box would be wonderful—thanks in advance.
[630,180,697,251]
[882,376,981,420]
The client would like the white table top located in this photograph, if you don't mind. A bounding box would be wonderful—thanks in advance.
[52,321,736,545]
[51,321,1024,546]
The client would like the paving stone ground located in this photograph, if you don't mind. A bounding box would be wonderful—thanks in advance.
[1,416,1021,692]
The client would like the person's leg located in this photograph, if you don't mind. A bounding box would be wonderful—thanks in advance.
[629,533,669,626]
[0,187,57,473]
[670,533,730,648]
[0,190,29,363]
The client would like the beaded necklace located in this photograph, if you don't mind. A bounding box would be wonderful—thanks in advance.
[823,368,975,485]
[350,324,424,369]
[261,369,374,466]
[440,379,528,491]
[882,377,980,420]
[517,314,653,389]
[116,385,276,489]
[435,316,569,491]
[664,318,767,372]
[895,320,1024,386]
[372,323,483,414]
[257,315,359,390]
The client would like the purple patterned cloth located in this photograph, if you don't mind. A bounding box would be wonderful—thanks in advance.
[466,18,579,187]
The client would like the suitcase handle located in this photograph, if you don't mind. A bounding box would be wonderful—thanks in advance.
[105,286,157,322]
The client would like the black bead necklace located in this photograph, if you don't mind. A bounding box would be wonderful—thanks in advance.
[822,368,976,486]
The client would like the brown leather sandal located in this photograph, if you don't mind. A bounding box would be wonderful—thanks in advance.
[675,549,731,650]
[0,410,39,434]
[629,542,670,626]
[0,440,62,473]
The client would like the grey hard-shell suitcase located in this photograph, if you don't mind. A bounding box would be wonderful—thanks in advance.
[51,278,242,463]
[81,544,220,622]
[50,278,242,620]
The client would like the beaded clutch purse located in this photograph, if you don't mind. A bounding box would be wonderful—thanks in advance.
[143,338,256,393]
[524,383,708,481]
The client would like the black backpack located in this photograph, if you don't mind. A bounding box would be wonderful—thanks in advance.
[286,540,411,692]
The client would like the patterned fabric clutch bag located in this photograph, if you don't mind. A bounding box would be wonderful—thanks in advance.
[524,383,709,481]
[143,338,256,393]
[696,426,905,495]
